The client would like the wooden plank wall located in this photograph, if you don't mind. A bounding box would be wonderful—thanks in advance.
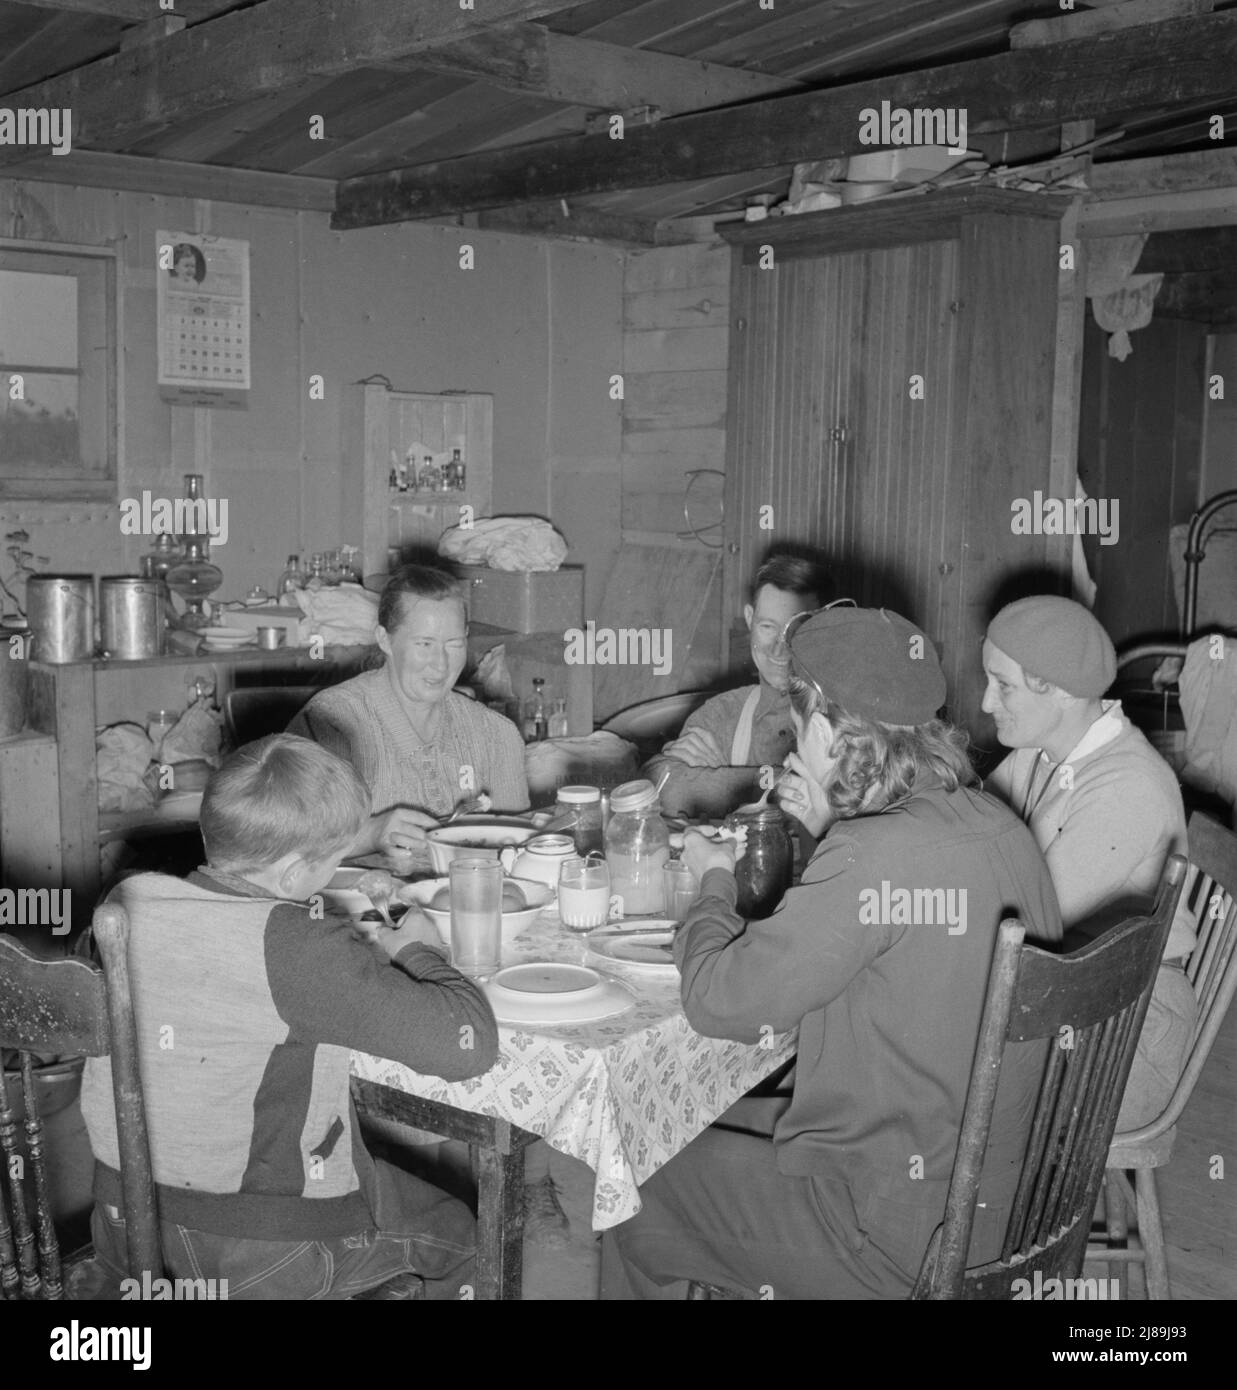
[621,242,729,692]
[1201,332,1237,500]
[0,179,624,613]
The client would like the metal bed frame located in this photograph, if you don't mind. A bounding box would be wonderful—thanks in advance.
[1116,488,1237,682]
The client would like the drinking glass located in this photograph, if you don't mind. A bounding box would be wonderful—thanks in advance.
[663,860,699,923]
[558,856,611,931]
[449,858,503,980]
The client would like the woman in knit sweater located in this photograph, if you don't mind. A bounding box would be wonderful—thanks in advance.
[288,565,529,867]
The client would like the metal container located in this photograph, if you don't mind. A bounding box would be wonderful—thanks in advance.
[100,576,164,659]
[0,620,30,736]
[26,575,95,663]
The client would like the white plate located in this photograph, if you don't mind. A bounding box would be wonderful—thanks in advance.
[585,922,679,974]
[482,962,635,1024]
[203,633,255,649]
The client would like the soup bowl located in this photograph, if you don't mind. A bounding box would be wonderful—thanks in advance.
[399,875,553,948]
[424,818,536,876]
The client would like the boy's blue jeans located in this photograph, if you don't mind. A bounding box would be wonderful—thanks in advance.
[91,1158,475,1300]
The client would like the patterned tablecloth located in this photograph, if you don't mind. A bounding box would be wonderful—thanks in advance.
[350,908,797,1231]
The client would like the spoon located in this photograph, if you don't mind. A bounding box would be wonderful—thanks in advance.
[445,792,491,824]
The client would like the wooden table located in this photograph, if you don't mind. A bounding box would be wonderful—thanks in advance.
[350,1083,537,1302]
[350,909,797,1300]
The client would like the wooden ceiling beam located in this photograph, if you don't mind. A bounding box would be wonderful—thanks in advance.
[1137,227,1237,272]
[384,23,804,114]
[0,0,595,164]
[2,149,335,210]
[7,0,243,21]
[332,9,1237,228]
[6,0,169,16]
[1089,146,1237,199]
[463,200,700,247]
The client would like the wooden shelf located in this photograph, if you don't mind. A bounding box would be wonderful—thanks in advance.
[33,643,372,674]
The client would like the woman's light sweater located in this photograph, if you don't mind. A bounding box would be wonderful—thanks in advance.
[288,668,529,818]
[985,701,1193,959]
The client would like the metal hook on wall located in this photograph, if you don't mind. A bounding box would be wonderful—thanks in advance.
[678,468,725,548]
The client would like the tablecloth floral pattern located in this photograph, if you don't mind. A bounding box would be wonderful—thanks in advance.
[350,908,796,1230]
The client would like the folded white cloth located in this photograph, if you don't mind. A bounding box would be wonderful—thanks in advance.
[293,582,379,645]
[524,731,640,800]
[439,516,567,572]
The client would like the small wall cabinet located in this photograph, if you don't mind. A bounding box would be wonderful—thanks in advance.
[342,384,493,580]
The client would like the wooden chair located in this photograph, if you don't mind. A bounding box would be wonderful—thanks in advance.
[222,685,319,747]
[911,855,1185,1299]
[0,903,161,1299]
[683,858,1185,1301]
[1087,812,1237,1298]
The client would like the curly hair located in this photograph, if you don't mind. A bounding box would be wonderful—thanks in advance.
[788,675,977,819]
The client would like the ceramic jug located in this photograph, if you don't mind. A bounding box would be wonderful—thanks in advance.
[509,834,577,893]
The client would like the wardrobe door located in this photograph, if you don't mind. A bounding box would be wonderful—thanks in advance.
[722,250,867,628]
[722,239,962,668]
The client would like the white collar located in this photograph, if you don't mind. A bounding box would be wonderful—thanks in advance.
[1036,698,1125,768]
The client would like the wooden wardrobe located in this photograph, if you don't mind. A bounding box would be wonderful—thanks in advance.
[720,188,1070,744]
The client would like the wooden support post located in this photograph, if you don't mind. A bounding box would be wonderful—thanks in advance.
[27,663,100,924]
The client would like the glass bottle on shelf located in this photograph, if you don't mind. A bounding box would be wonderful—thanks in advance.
[388,451,400,492]
[522,677,548,742]
[403,446,417,491]
[449,448,466,491]
[418,454,441,491]
[277,554,305,601]
[323,549,344,586]
[305,554,326,591]
[340,546,362,584]
[548,696,569,739]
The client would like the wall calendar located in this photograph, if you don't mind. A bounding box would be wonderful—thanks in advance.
[156,231,250,408]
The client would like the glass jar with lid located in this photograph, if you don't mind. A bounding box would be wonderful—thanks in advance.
[552,785,604,857]
[724,803,794,919]
[604,778,670,916]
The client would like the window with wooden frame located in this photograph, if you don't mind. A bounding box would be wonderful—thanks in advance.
[0,240,118,500]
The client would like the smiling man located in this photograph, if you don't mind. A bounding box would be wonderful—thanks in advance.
[981,595,1197,1131]
[643,554,830,819]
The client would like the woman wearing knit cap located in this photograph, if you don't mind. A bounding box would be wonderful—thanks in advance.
[610,607,1061,1300]
[981,594,1197,1132]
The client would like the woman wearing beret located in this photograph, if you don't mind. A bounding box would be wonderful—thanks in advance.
[981,595,1195,1133]
[611,606,1062,1299]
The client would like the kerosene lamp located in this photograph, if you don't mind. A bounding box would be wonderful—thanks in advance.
[164,474,222,629]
